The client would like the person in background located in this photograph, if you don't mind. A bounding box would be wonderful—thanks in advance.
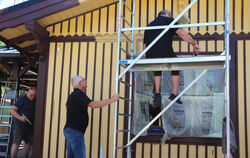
[10,87,37,158]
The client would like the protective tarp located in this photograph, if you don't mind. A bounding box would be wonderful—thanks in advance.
[133,70,225,141]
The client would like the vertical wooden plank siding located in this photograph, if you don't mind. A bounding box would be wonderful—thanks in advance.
[42,0,250,158]
[246,40,250,158]
[237,39,250,158]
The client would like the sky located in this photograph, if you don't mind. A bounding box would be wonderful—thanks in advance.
[0,0,28,10]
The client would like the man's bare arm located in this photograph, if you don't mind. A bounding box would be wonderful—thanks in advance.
[88,94,119,108]
[176,28,200,54]
[10,106,28,122]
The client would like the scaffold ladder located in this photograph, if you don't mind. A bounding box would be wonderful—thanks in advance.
[113,0,136,158]
[113,0,231,158]
[0,79,18,158]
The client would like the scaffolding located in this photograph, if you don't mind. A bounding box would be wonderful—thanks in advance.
[113,0,231,158]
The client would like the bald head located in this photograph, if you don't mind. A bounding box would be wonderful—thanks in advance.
[27,87,37,101]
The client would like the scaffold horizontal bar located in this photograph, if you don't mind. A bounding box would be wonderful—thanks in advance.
[131,62,224,71]
[120,21,225,32]
[120,55,227,71]
[120,55,227,64]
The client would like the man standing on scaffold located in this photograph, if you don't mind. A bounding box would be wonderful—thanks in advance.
[143,10,200,126]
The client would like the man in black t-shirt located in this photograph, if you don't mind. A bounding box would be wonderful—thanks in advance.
[64,76,119,158]
[143,10,200,126]
[10,87,36,158]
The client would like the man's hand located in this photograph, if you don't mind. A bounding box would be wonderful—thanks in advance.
[111,94,119,102]
[19,116,28,122]
[192,42,200,55]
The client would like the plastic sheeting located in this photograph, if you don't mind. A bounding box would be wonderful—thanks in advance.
[133,70,225,141]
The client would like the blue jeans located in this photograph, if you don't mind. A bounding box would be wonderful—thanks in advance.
[64,128,86,158]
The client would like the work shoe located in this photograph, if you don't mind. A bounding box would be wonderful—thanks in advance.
[169,93,183,104]
[153,93,161,107]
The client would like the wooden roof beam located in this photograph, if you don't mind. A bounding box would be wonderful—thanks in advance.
[0,35,34,59]
[9,33,34,44]
[25,21,49,56]
[23,44,37,52]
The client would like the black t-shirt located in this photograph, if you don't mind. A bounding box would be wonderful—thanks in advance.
[143,16,178,58]
[14,95,36,124]
[64,88,92,134]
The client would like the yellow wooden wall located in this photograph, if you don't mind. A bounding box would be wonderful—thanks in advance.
[42,0,250,158]
[237,39,250,158]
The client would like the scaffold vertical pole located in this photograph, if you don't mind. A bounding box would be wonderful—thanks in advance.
[113,0,123,158]
[127,0,136,157]
[225,0,231,157]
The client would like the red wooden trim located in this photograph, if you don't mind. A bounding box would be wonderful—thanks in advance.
[106,6,109,32]
[90,12,93,33]
[241,0,244,30]
[197,0,200,31]
[196,145,198,158]
[215,146,217,158]
[114,3,117,32]
[139,0,141,29]
[177,144,180,158]
[31,52,49,158]
[187,144,189,158]
[77,42,81,75]
[150,143,153,158]
[206,0,209,31]
[141,143,144,158]
[134,135,222,145]
[45,2,118,29]
[0,0,64,22]
[146,0,149,25]
[229,33,239,158]
[215,0,217,30]
[232,0,235,31]
[169,143,171,158]
[49,34,96,42]
[83,14,86,33]
[98,9,101,32]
